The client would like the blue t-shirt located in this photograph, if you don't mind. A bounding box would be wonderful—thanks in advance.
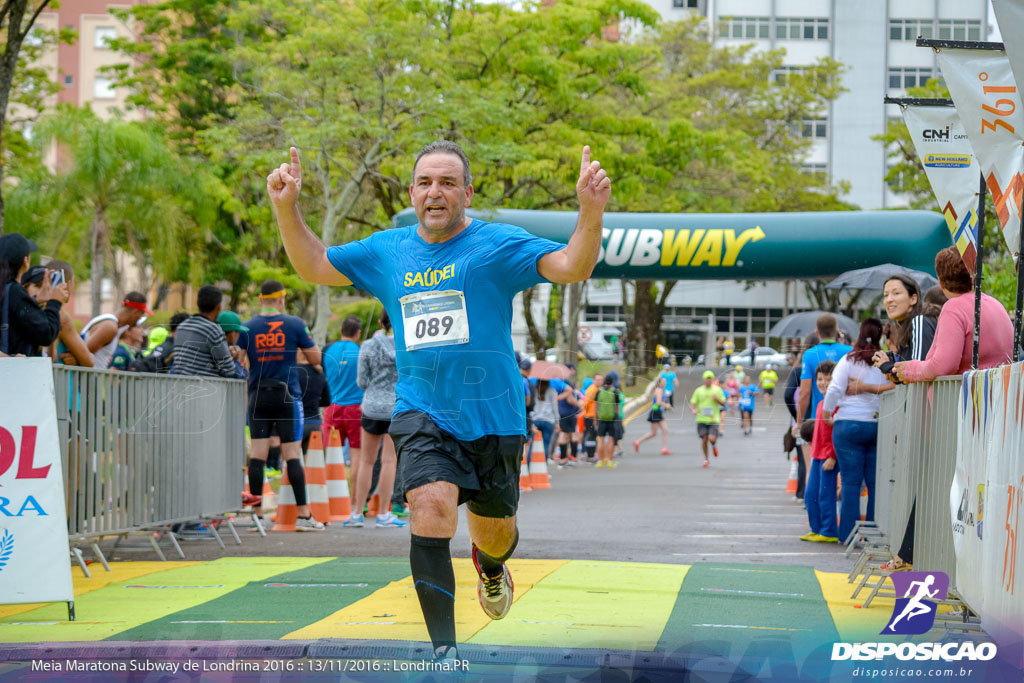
[323,339,363,406]
[237,313,315,398]
[739,383,759,411]
[800,341,853,418]
[660,370,677,394]
[326,219,562,440]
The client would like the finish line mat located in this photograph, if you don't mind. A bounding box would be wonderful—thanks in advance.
[0,558,896,649]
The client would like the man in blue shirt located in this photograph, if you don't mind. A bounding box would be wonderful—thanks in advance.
[267,139,610,660]
[797,313,853,421]
[322,316,366,525]
[237,280,324,532]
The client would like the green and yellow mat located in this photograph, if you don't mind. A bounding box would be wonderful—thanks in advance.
[0,557,897,650]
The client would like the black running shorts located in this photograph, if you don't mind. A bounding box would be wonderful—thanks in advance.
[361,415,391,436]
[248,379,303,442]
[697,423,720,438]
[596,419,616,438]
[389,410,525,518]
[558,414,577,433]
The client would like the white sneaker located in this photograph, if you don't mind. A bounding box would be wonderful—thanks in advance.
[295,516,325,532]
[375,513,407,528]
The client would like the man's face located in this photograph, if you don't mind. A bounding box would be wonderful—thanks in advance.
[704,376,714,387]
[410,153,473,235]
[226,330,240,345]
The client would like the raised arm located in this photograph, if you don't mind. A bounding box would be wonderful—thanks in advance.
[268,147,352,286]
[538,146,611,284]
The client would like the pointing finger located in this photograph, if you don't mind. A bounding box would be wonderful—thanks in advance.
[580,145,590,176]
[290,146,302,178]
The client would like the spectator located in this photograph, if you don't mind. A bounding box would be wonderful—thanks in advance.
[20,260,90,366]
[797,314,853,422]
[217,310,249,378]
[594,375,622,468]
[554,364,580,464]
[170,285,244,378]
[723,336,735,366]
[323,315,365,526]
[0,233,66,356]
[581,372,602,463]
[109,324,144,370]
[130,312,189,373]
[633,376,670,455]
[352,308,406,528]
[784,332,819,500]
[82,291,152,369]
[823,318,888,543]
[606,369,626,458]
[238,280,323,531]
[294,347,330,454]
[893,246,1013,382]
[800,360,838,543]
[531,378,558,461]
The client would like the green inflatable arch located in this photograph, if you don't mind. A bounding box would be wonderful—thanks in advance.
[393,208,949,279]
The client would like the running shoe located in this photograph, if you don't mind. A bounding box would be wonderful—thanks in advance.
[295,516,326,531]
[633,440,640,453]
[265,467,282,478]
[660,448,671,455]
[376,513,407,528]
[606,461,618,469]
[712,446,719,458]
[433,645,460,663]
[809,535,838,543]
[342,513,365,528]
[701,460,709,468]
[472,546,514,620]
[800,532,822,542]
[241,491,262,507]
[595,461,605,469]
[614,449,623,458]
[392,503,410,518]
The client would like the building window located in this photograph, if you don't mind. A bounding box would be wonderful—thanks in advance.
[722,16,771,40]
[888,67,936,89]
[775,17,829,40]
[93,76,116,99]
[797,118,828,139]
[888,18,934,41]
[94,26,117,49]
[771,65,807,84]
[801,162,828,180]
[937,19,982,42]
[886,160,909,193]
[62,75,73,87]
[673,0,700,7]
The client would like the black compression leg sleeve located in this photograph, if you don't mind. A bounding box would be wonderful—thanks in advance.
[410,535,456,650]
[267,445,282,470]
[248,460,265,497]
[559,443,568,459]
[286,459,308,507]
[474,529,519,578]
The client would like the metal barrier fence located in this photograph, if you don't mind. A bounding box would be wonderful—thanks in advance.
[875,377,961,578]
[52,366,247,538]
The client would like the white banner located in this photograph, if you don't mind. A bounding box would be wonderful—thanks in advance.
[936,48,1024,263]
[901,105,981,275]
[957,363,1024,669]
[0,359,73,607]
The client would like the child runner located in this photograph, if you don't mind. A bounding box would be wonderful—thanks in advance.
[738,374,759,436]
[723,370,740,433]
[801,360,838,543]
[690,370,727,468]
[759,364,778,406]
[634,377,670,455]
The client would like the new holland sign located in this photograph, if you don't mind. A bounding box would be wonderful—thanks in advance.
[392,208,948,279]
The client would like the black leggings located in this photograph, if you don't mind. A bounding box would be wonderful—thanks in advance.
[898,501,915,563]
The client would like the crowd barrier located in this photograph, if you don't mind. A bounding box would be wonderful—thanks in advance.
[876,369,1023,667]
[52,366,247,539]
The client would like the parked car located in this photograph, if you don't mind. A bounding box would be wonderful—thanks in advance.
[582,339,616,360]
[720,346,790,368]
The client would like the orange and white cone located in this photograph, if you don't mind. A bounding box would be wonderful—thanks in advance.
[785,458,799,494]
[519,451,533,492]
[304,429,331,525]
[528,431,551,489]
[271,464,298,531]
[326,428,352,522]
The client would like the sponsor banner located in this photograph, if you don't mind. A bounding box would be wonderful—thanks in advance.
[959,363,1024,669]
[936,48,1024,263]
[0,359,74,607]
[392,208,950,278]
[902,105,981,275]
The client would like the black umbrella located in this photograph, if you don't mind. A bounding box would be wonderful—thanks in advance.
[768,311,861,340]
[825,264,938,292]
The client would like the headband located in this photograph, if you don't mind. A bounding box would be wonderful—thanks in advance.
[123,300,151,314]
[259,289,286,299]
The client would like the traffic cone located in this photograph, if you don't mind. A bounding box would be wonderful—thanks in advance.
[519,451,533,492]
[785,458,799,494]
[304,429,331,525]
[326,428,352,521]
[271,463,298,531]
[860,485,869,520]
[528,431,551,489]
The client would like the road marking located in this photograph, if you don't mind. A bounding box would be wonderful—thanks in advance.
[672,552,837,556]
[171,620,293,624]
[700,587,806,597]
[126,585,225,589]
[694,623,811,632]
[264,583,369,588]
[704,504,802,509]
[679,534,797,538]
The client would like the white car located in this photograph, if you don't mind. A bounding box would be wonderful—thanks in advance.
[722,346,790,368]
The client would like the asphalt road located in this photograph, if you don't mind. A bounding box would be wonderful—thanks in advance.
[123,379,851,574]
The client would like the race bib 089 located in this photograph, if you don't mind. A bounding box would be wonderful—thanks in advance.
[400,290,470,351]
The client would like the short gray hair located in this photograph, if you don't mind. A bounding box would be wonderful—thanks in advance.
[413,139,472,186]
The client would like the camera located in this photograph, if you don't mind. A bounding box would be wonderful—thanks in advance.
[878,351,902,384]
[49,269,64,287]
